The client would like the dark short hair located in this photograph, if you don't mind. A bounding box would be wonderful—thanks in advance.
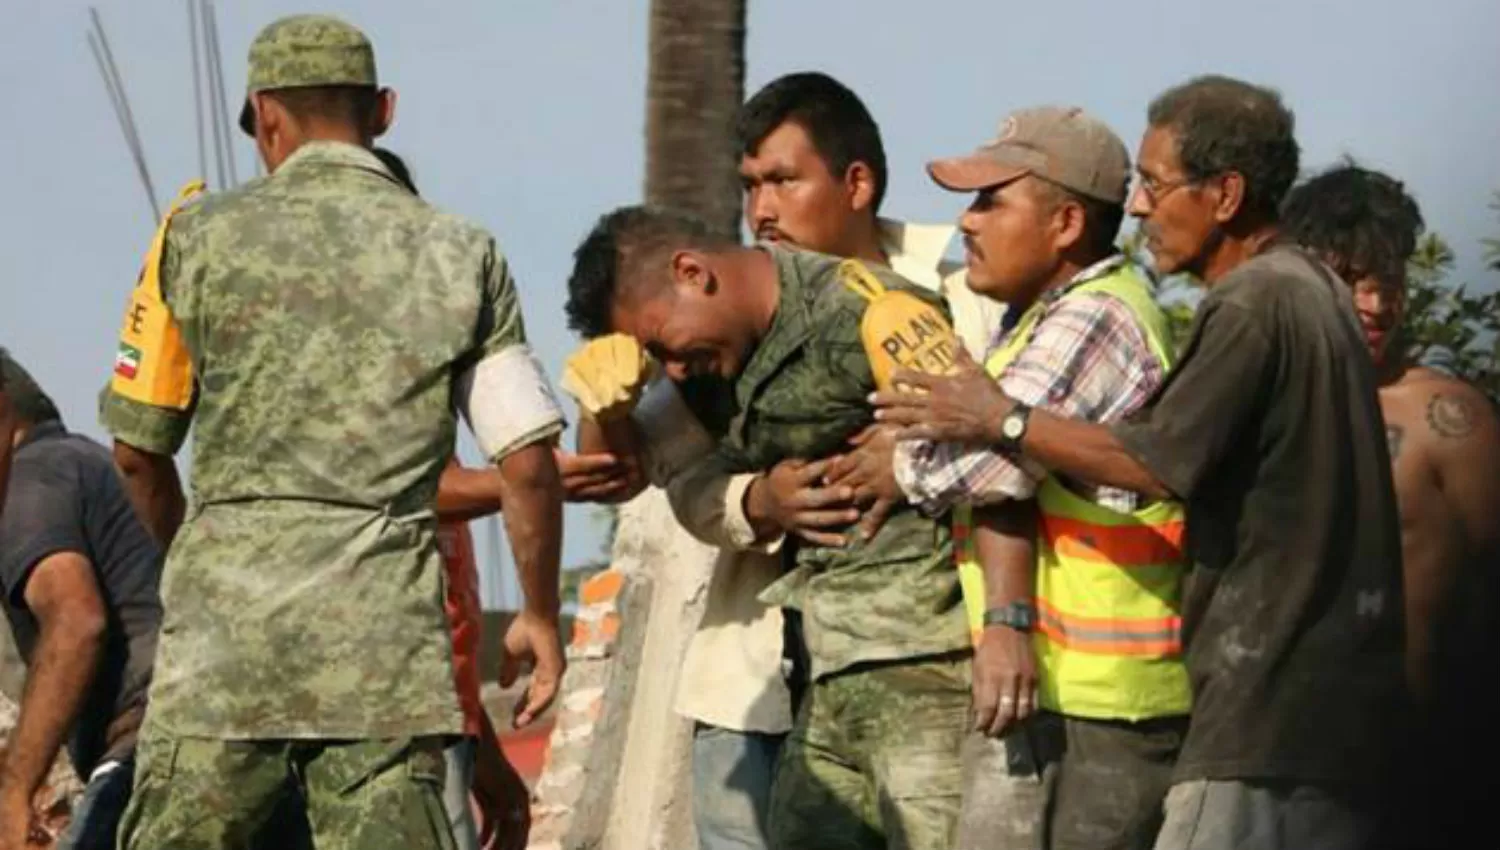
[0,348,61,426]
[565,206,735,338]
[1032,179,1126,259]
[738,72,888,211]
[1281,162,1424,286]
[372,147,417,194]
[1147,75,1300,222]
[267,84,380,131]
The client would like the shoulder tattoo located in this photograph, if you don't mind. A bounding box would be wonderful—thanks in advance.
[1426,392,1478,439]
[1385,424,1405,459]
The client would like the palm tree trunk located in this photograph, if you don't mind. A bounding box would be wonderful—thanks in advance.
[644,0,747,240]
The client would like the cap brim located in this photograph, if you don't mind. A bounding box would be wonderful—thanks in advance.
[238,98,254,136]
[926,154,1029,193]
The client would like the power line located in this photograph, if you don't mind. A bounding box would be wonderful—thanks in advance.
[87,9,159,222]
[204,1,238,187]
[196,1,226,188]
[187,0,207,182]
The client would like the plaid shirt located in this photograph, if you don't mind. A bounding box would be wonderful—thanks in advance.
[895,255,1165,514]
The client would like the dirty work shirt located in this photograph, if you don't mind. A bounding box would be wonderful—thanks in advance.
[0,422,162,776]
[707,247,968,680]
[99,141,563,740]
[1113,245,1406,789]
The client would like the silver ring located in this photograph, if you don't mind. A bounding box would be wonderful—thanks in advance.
[999,696,1015,705]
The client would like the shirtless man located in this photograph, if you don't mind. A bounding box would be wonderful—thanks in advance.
[1281,163,1500,842]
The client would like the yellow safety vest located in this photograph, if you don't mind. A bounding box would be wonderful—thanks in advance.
[953,263,1191,721]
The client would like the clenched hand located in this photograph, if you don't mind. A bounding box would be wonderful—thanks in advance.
[872,349,1014,445]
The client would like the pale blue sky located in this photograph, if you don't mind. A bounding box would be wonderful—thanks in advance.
[3,0,1498,606]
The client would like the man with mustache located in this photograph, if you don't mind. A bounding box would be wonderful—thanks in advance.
[898,106,1190,850]
[560,72,1000,850]
[563,205,972,850]
[876,76,1406,850]
[1281,163,1500,846]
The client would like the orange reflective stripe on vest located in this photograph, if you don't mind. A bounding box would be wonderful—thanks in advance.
[1035,598,1182,657]
[1040,514,1185,567]
[952,262,1192,721]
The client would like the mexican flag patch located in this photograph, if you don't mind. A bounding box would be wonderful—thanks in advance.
[114,342,142,380]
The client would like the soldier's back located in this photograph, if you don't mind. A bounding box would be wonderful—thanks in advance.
[132,141,519,739]
[167,141,499,511]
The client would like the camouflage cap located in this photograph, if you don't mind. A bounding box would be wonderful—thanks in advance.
[237,14,378,135]
[927,106,1130,205]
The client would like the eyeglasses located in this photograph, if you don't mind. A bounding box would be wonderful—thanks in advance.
[1134,173,1198,209]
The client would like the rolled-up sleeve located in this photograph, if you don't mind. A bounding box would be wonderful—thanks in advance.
[99,388,194,455]
[458,241,566,463]
[633,379,783,554]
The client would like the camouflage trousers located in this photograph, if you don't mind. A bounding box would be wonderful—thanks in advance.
[118,733,456,850]
[767,652,969,850]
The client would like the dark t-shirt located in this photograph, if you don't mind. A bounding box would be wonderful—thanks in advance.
[1113,246,1407,789]
[0,422,162,775]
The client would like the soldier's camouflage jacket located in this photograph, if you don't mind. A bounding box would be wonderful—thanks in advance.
[717,247,969,680]
[99,142,557,739]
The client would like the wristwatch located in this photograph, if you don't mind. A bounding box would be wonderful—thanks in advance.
[982,600,1037,632]
[996,401,1033,455]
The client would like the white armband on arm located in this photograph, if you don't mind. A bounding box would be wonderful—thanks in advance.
[457,345,567,463]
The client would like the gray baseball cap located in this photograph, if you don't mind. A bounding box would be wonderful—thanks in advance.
[927,106,1130,205]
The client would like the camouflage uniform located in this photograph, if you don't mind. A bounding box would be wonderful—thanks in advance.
[99,16,563,850]
[706,247,970,850]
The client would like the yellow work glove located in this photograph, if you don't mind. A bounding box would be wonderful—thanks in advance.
[839,259,961,390]
[559,333,655,422]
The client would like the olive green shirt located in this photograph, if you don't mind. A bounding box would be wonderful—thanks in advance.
[717,248,967,680]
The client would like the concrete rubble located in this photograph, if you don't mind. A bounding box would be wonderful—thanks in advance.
[527,488,715,850]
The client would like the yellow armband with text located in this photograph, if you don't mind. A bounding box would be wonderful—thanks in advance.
[838,259,961,390]
[110,181,203,410]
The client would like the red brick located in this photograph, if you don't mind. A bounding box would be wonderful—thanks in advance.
[579,570,625,606]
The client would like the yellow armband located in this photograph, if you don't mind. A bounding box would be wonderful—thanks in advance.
[110,181,204,410]
[838,259,961,389]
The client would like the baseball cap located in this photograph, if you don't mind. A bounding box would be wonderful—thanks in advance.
[237,14,378,135]
[927,106,1130,205]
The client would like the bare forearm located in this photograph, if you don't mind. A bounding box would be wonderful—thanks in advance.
[113,443,185,548]
[496,443,563,618]
[0,623,103,802]
[1022,409,1171,501]
[974,501,1037,608]
[575,415,612,456]
[740,475,782,544]
[436,465,504,523]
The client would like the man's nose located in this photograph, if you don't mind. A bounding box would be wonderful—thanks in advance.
[1127,182,1152,219]
[748,187,775,228]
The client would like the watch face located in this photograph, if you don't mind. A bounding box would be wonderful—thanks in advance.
[1003,415,1024,440]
